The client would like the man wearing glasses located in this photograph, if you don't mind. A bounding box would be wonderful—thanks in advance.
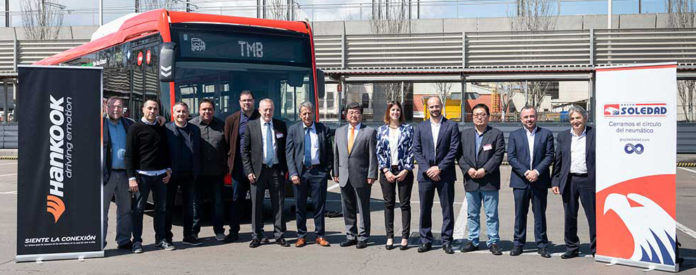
[458,104,505,256]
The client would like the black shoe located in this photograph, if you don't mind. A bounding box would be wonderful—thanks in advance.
[224,233,239,243]
[510,246,523,256]
[158,241,176,251]
[443,243,454,254]
[538,247,551,258]
[132,242,143,254]
[561,250,579,259]
[400,244,409,251]
[340,239,357,247]
[182,236,202,246]
[418,242,432,253]
[249,239,261,248]
[385,243,394,250]
[460,241,478,253]
[261,237,270,244]
[356,241,368,249]
[276,238,290,247]
[117,241,133,250]
[489,243,502,256]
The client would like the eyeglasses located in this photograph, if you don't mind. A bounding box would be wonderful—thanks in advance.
[472,113,488,118]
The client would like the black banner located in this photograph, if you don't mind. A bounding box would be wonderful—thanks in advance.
[16,66,103,261]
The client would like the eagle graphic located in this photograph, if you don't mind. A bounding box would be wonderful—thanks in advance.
[603,193,676,265]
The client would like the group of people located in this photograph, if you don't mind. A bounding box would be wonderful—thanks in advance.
[102,92,596,260]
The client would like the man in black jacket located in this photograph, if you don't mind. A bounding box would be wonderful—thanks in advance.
[190,99,229,242]
[458,103,505,255]
[103,97,134,250]
[125,99,172,253]
[164,102,201,246]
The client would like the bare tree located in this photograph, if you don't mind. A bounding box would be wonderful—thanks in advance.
[263,0,298,20]
[667,0,696,121]
[433,82,453,107]
[21,0,65,40]
[512,0,559,32]
[497,83,517,122]
[371,1,410,103]
[138,0,184,12]
[509,0,559,111]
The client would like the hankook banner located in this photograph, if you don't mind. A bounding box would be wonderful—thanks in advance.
[16,66,103,262]
[595,63,678,272]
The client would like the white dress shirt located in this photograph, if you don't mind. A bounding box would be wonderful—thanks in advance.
[570,128,588,174]
[525,127,537,169]
[430,117,442,156]
[304,123,320,165]
[388,127,401,166]
[260,119,277,163]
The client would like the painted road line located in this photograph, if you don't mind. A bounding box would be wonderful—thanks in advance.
[0,191,17,195]
[678,167,696,175]
[452,195,468,240]
[0,173,16,177]
[677,221,696,240]
[327,183,340,191]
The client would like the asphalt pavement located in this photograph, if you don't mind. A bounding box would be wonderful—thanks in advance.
[0,160,695,274]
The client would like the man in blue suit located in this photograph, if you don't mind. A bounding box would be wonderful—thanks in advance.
[552,105,596,259]
[413,96,460,254]
[507,105,554,258]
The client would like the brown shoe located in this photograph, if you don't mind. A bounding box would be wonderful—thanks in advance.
[315,237,330,247]
[295,238,306,248]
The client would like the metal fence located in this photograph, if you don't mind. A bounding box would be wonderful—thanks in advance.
[315,28,696,71]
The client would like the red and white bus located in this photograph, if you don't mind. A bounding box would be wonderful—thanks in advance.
[37,9,324,121]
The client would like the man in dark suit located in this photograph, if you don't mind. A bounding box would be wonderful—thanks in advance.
[458,103,505,256]
[241,98,289,248]
[413,96,460,254]
[286,101,333,247]
[507,105,555,258]
[224,90,259,242]
[552,105,596,259]
[332,102,377,249]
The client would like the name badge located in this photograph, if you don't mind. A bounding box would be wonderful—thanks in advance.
[483,144,493,151]
[276,133,284,139]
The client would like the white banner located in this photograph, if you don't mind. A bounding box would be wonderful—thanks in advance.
[595,63,678,272]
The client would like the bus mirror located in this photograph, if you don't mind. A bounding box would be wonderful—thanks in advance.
[316,69,325,98]
[288,72,304,87]
[159,42,175,82]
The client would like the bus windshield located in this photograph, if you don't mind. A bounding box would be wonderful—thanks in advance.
[170,23,315,122]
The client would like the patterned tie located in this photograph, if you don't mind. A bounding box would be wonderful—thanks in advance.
[303,127,312,167]
[347,126,355,154]
[264,122,274,165]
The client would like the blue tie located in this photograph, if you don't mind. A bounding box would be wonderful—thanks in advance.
[304,127,312,167]
[264,122,274,165]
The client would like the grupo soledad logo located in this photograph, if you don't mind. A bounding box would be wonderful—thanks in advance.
[603,103,667,117]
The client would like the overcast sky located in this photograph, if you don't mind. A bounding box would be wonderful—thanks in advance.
[5,0,669,27]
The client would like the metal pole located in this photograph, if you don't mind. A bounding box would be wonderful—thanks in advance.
[5,0,9,27]
[638,0,641,14]
[186,0,191,12]
[3,82,8,124]
[99,0,103,25]
[257,0,261,18]
[608,0,612,29]
[135,0,139,13]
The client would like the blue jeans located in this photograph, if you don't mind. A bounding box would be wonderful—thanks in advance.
[133,174,167,244]
[465,190,499,247]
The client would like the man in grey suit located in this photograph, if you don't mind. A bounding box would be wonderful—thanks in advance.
[332,102,377,249]
[241,98,289,248]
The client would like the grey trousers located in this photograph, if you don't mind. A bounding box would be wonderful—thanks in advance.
[340,181,372,242]
[103,170,133,246]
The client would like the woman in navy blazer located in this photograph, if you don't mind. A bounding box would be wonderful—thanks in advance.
[376,101,414,250]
